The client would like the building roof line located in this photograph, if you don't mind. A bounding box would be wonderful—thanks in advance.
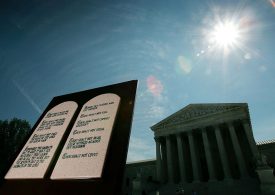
[256,139,275,145]
[126,158,156,164]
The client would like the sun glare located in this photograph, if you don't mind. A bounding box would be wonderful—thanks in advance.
[210,21,241,49]
[213,22,240,47]
[198,8,255,59]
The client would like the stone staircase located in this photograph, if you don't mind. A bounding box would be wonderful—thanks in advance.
[154,178,261,195]
[256,167,275,195]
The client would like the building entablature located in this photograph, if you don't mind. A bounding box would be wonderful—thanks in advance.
[151,103,250,137]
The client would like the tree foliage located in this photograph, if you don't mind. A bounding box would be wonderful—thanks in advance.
[0,118,31,177]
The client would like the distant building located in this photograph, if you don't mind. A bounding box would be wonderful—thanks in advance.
[257,139,275,168]
[122,103,275,195]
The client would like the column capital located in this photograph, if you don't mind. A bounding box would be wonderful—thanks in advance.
[187,131,193,136]
[241,118,250,124]
[154,136,161,142]
[176,133,182,138]
[200,127,207,132]
[213,124,220,130]
[226,121,235,126]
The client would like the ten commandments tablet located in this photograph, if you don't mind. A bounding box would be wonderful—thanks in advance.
[50,93,120,179]
[5,101,78,179]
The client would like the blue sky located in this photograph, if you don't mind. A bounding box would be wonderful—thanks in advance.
[0,0,274,162]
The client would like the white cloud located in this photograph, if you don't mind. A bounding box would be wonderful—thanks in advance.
[244,53,251,60]
[205,68,212,75]
[127,137,155,162]
[145,40,168,59]
[259,65,267,72]
[148,105,165,118]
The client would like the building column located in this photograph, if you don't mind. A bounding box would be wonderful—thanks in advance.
[188,131,200,182]
[227,122,248,177]
[166,135,174,183]
[176,133,186,183]
[154,137,162,182]
[160,138,167,183]
[214,125,232,180]
[202,128,216,181]
[241,119,260,157]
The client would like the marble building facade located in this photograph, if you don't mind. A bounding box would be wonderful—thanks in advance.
[152,103,258,184]
[122,103,275,195]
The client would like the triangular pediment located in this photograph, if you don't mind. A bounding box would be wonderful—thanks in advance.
[151,103,247,130]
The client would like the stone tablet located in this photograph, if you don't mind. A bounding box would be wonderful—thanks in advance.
[5,101,78,179]
[50,93,120,179]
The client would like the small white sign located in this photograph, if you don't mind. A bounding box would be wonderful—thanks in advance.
[51,93,120,179]
[5,101,78,179]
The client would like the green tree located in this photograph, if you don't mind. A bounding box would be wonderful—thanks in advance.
[0,118,31,178]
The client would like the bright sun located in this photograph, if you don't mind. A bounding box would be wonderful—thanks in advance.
[213,22,240,47]
[200,10,253,58]
[209,20,241,50]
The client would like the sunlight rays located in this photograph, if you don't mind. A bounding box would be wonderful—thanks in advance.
[210,21,241,49]
[199,7,257,60]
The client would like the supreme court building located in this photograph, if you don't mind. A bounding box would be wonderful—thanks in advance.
[123,103,275,195]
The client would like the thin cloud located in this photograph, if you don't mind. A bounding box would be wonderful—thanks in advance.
[145,40,167,59]
[205,68,212,75]
[244,53,252,60]
[148,105,165,118]
[127,137,154,162]
[259,65,267,72]
[12,79,42,114]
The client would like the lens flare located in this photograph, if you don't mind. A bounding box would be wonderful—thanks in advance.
[269,0,275,8]
[146,75,163,97]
